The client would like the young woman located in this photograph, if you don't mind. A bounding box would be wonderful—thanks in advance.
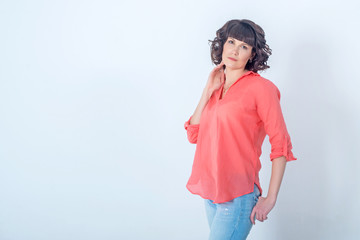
[184,19,297,240]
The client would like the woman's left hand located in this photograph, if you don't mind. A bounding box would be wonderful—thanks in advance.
[250,196,276,224]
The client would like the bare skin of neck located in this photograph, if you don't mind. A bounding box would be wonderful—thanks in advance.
[223,67,249,89]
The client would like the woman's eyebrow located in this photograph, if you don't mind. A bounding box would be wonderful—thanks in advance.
[229,38,248,45]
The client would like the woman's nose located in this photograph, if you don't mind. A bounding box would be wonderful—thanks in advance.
[232,49,239,55]
[232,47,240,55]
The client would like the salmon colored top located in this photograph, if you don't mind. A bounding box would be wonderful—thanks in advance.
[184,70,297,204]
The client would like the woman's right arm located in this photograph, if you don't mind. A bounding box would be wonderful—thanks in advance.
[184,89,211,144]
[184,62,225,144]
[188,88,213,125]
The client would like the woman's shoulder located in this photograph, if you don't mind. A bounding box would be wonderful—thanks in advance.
[247,73,279,90]
[246,73,280,97]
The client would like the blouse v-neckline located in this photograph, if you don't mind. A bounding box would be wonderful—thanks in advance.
[218,70,254,101]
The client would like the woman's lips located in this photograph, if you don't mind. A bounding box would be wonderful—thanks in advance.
[228,57,237,61]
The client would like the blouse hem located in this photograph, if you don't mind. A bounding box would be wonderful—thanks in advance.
[186,184,259,204]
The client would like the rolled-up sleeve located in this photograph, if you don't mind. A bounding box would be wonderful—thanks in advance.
[255,81,297,162]
[184,115,200,144]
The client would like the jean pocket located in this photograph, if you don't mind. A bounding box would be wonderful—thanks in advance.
[253,194,259,203]
[253,184,261,201]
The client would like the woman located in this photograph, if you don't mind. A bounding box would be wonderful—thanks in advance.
[184,19,297,240]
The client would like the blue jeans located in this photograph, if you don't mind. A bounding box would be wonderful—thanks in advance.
[204,184,261,240]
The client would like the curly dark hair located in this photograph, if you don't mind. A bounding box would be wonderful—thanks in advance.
[209,19,272,73]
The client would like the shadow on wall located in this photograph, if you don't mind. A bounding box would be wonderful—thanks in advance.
[269,32,359,239]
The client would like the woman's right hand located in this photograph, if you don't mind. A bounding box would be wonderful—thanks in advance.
[205,61,226,94]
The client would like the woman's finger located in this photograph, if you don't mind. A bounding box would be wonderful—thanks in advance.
[250,208,256,225]
[220,71,225,83]
[217,68,223,78]
[211,64,223,74]
[217,61,225,69]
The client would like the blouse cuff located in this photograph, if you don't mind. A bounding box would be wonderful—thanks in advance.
[270,134,297,162]
[184,116,200,144]
[184,116,200,130]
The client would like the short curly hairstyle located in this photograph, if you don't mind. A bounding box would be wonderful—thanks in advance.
[209,19,272,73]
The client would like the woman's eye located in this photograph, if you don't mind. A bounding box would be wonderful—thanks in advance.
[228,40,233,44]
[242,46,248,49]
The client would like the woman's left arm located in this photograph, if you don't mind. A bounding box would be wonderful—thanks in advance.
[251,80,297,224]
[250,156,287,225]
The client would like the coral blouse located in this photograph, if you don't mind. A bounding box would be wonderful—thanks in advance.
[184,70,297,204]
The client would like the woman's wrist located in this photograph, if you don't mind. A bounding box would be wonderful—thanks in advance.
[202,87,213,100]
[265,194,277,204]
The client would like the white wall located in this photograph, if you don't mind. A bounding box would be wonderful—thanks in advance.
[0,0,359,239]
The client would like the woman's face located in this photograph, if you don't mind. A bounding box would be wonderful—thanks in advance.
[222,37,254,71]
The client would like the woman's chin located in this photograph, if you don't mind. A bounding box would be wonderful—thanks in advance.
[225,64,241,70]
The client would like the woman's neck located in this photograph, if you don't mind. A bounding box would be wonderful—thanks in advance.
[224,68,249,86]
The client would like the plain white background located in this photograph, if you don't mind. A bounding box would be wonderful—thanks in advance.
[0,0,359,239]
